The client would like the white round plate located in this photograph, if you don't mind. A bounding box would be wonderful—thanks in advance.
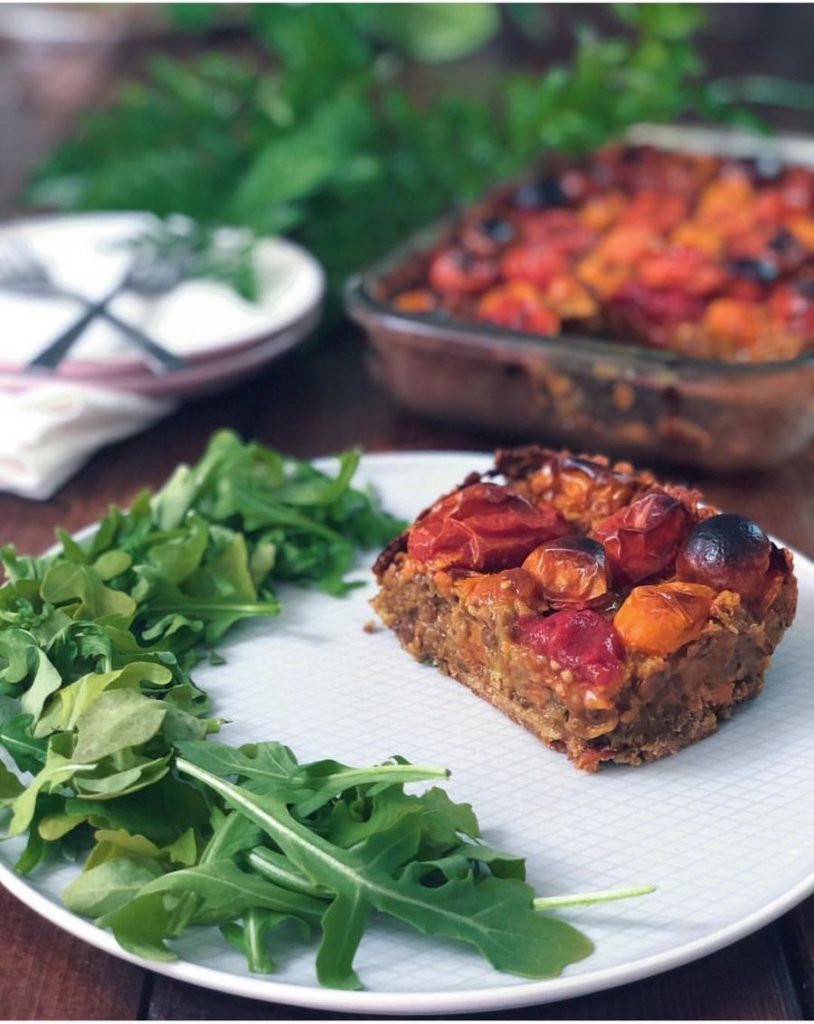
[0,212,324,373]
[1,452,812,1016]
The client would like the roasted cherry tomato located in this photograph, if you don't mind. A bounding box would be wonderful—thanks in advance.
[670,221,725,259]
[499,244,568,289]
[477,282,561,335]
[542,274,598,320]
[613,581,716,655]
[592,490,689,585]
[461,216,516,257]
[392,289,438,314]
[701,298,762,356]
[594,225,660,265]
[696,175,756,238]
[526,454,636,525]
[516,609,626,695]
[517,209,596,256]
[577,191,627,232]
[619,191,689,234]
[575,253,633,300]
[768,278,814,334]
[428,247,498,295]
[522,536,611,609]
[407,482,569,572]
[637,245,726,296]
[676,513,771,605]
[453,567,539,605]
[604,281,705,348]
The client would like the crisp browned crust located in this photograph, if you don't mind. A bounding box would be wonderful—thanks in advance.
[372,450,799,771]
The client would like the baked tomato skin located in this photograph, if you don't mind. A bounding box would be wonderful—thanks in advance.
[522,536,611,609]
[407,482,568,572]
[614,581,716,656]
[592,490,689,586]
[516,608,626,693]
[676,513,771,604]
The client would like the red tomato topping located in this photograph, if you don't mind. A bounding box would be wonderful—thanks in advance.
[499,245,568,289]
[518,209,597,256]
[407,482,568,571]
[428,247,498,295]
[637,246,726,296]
[516,609,626,693]
[592,490,689,585]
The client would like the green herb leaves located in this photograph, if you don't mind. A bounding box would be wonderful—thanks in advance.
[0,432,648,989]
[0,430,402,860]
[26,4,756,303]
[170,748,592,989]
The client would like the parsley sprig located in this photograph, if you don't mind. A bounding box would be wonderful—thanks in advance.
[27,4,758,302]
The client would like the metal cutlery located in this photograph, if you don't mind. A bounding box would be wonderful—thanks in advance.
[0,238,187,374]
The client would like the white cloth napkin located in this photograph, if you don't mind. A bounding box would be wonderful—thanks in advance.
[0,380,176,500]
[0,216,324,368]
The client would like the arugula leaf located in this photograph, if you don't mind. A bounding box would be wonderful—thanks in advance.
[221,908,310,975]
[0,432,645,989]
[176,758,593,988]
[63,855,165,917]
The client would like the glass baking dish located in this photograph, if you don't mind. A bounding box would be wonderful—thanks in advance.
[345,124,814,473]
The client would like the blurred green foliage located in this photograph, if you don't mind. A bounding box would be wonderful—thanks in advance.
[28,3,758,300]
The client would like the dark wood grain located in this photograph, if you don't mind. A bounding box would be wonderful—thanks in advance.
[782,895,814,1019]
[0,886,145,1020]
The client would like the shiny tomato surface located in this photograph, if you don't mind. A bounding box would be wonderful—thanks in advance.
[407,482,569,571]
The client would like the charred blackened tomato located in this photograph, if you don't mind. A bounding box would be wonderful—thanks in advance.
[461,216,516,257]
[614,581,716,655]
[407,482,569,572]
[592,490,689,586]
[522,536,611,609]
[676,513,771,605]
[428,247,498,295]
[513,176,568,210]
[516,609,626,696]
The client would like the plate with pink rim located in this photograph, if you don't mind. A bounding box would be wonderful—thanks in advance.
[0,212,324,379]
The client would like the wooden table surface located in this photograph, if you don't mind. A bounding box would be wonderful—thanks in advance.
[0,327,812,1021]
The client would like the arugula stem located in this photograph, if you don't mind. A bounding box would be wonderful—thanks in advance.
[319,764,449,788]
[247,847,330,899]
[533,884,656,911]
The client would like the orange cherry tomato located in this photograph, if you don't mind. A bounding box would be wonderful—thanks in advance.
[613,581,716,655]
[477,282,560,335]
[522,536,611,609]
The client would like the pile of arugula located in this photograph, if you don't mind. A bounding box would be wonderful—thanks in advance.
[0,431,648,989]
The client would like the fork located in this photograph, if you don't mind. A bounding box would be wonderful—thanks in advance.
[0,239,187,374]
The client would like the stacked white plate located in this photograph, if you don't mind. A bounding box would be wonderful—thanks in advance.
[0,212,325,398]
